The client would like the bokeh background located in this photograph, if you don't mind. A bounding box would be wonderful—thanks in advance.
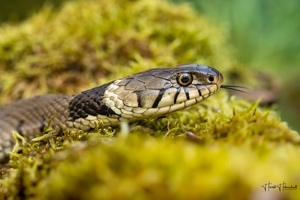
[1,0,299,132]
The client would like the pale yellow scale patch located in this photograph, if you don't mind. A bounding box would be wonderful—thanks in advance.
[184,99,197,107]
[65,121,74,128]
[200,86,209,97]
[195,96,204,103]
[79,125,91,131]
[86,115,97,121]
[105,89,125,109]
[76,118,90,127]
[203,94,209,99]
[133,113,143,118]
[119,109,130,115]
[157,88,177,108]
[81,120,90,126]
[97,115,110,124]
[121,109,133,115]
[132,107,147,114]
[103,91,122,115]
[143,108,159,116]
[102,96,115,108]
[73,122,81,129]
[175,90,187,103]
[188,87,200,99]
[106,82,120,92]
[207,85,217,94]
[115,99,124,108]
[111,107,122,115]
[123,105,133,112]
[108,93,118,102]
[74,118,82,123]
[121,113,134,119]
[153,106,171,116]
[168,102,185,113]
[89,123,96,129]
[108,118,119,123]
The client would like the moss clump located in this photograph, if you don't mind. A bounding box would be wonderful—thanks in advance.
[36,138,300,200]
[0,0,235,104]
[0,0,299,199]
[1,93,300,199]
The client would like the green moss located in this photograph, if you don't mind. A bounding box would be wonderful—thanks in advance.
[0,0,236,104]
[0,0,299,199]
[35,138,300,200]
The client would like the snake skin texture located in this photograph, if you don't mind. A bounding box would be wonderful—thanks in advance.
[0,94,72,162]
[0,64,224,163]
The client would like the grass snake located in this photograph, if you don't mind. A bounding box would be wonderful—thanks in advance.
[0,63,238,163]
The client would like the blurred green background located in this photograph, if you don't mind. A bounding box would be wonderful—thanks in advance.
[173,0,300,132]
[0,0,299,132]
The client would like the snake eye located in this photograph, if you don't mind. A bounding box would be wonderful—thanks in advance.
[177,73,193,86]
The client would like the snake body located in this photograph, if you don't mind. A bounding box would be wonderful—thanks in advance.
[0,64,223,163]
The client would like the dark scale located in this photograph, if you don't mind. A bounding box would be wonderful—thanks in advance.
[152,88,167,108]
[16,120,25,136]
[38,116,47,133]
[68,81,118,120]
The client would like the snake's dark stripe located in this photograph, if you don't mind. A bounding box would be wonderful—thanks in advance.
[184,87,190,100]
[0,63,224,163]
[196,85,203,97]
[174,87,181,104]
[152,88,167,108]
[135,91,143,108]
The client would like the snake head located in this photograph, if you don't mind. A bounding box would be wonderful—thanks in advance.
[102,64,224,120]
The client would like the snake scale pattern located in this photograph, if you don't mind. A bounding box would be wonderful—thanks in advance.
[0,64,224,163]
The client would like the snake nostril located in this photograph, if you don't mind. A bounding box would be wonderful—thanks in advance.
[208,75,215,82]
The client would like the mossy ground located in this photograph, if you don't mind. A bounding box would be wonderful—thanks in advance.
[0,0,299,199]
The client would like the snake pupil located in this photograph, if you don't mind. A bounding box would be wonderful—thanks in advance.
[181,75,189,83]
[177,73,193,86]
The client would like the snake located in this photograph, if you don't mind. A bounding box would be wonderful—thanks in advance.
[0,63,233,163]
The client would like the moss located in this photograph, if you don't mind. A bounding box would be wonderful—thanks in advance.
[0,0,299,199]
[0,0,236,104]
